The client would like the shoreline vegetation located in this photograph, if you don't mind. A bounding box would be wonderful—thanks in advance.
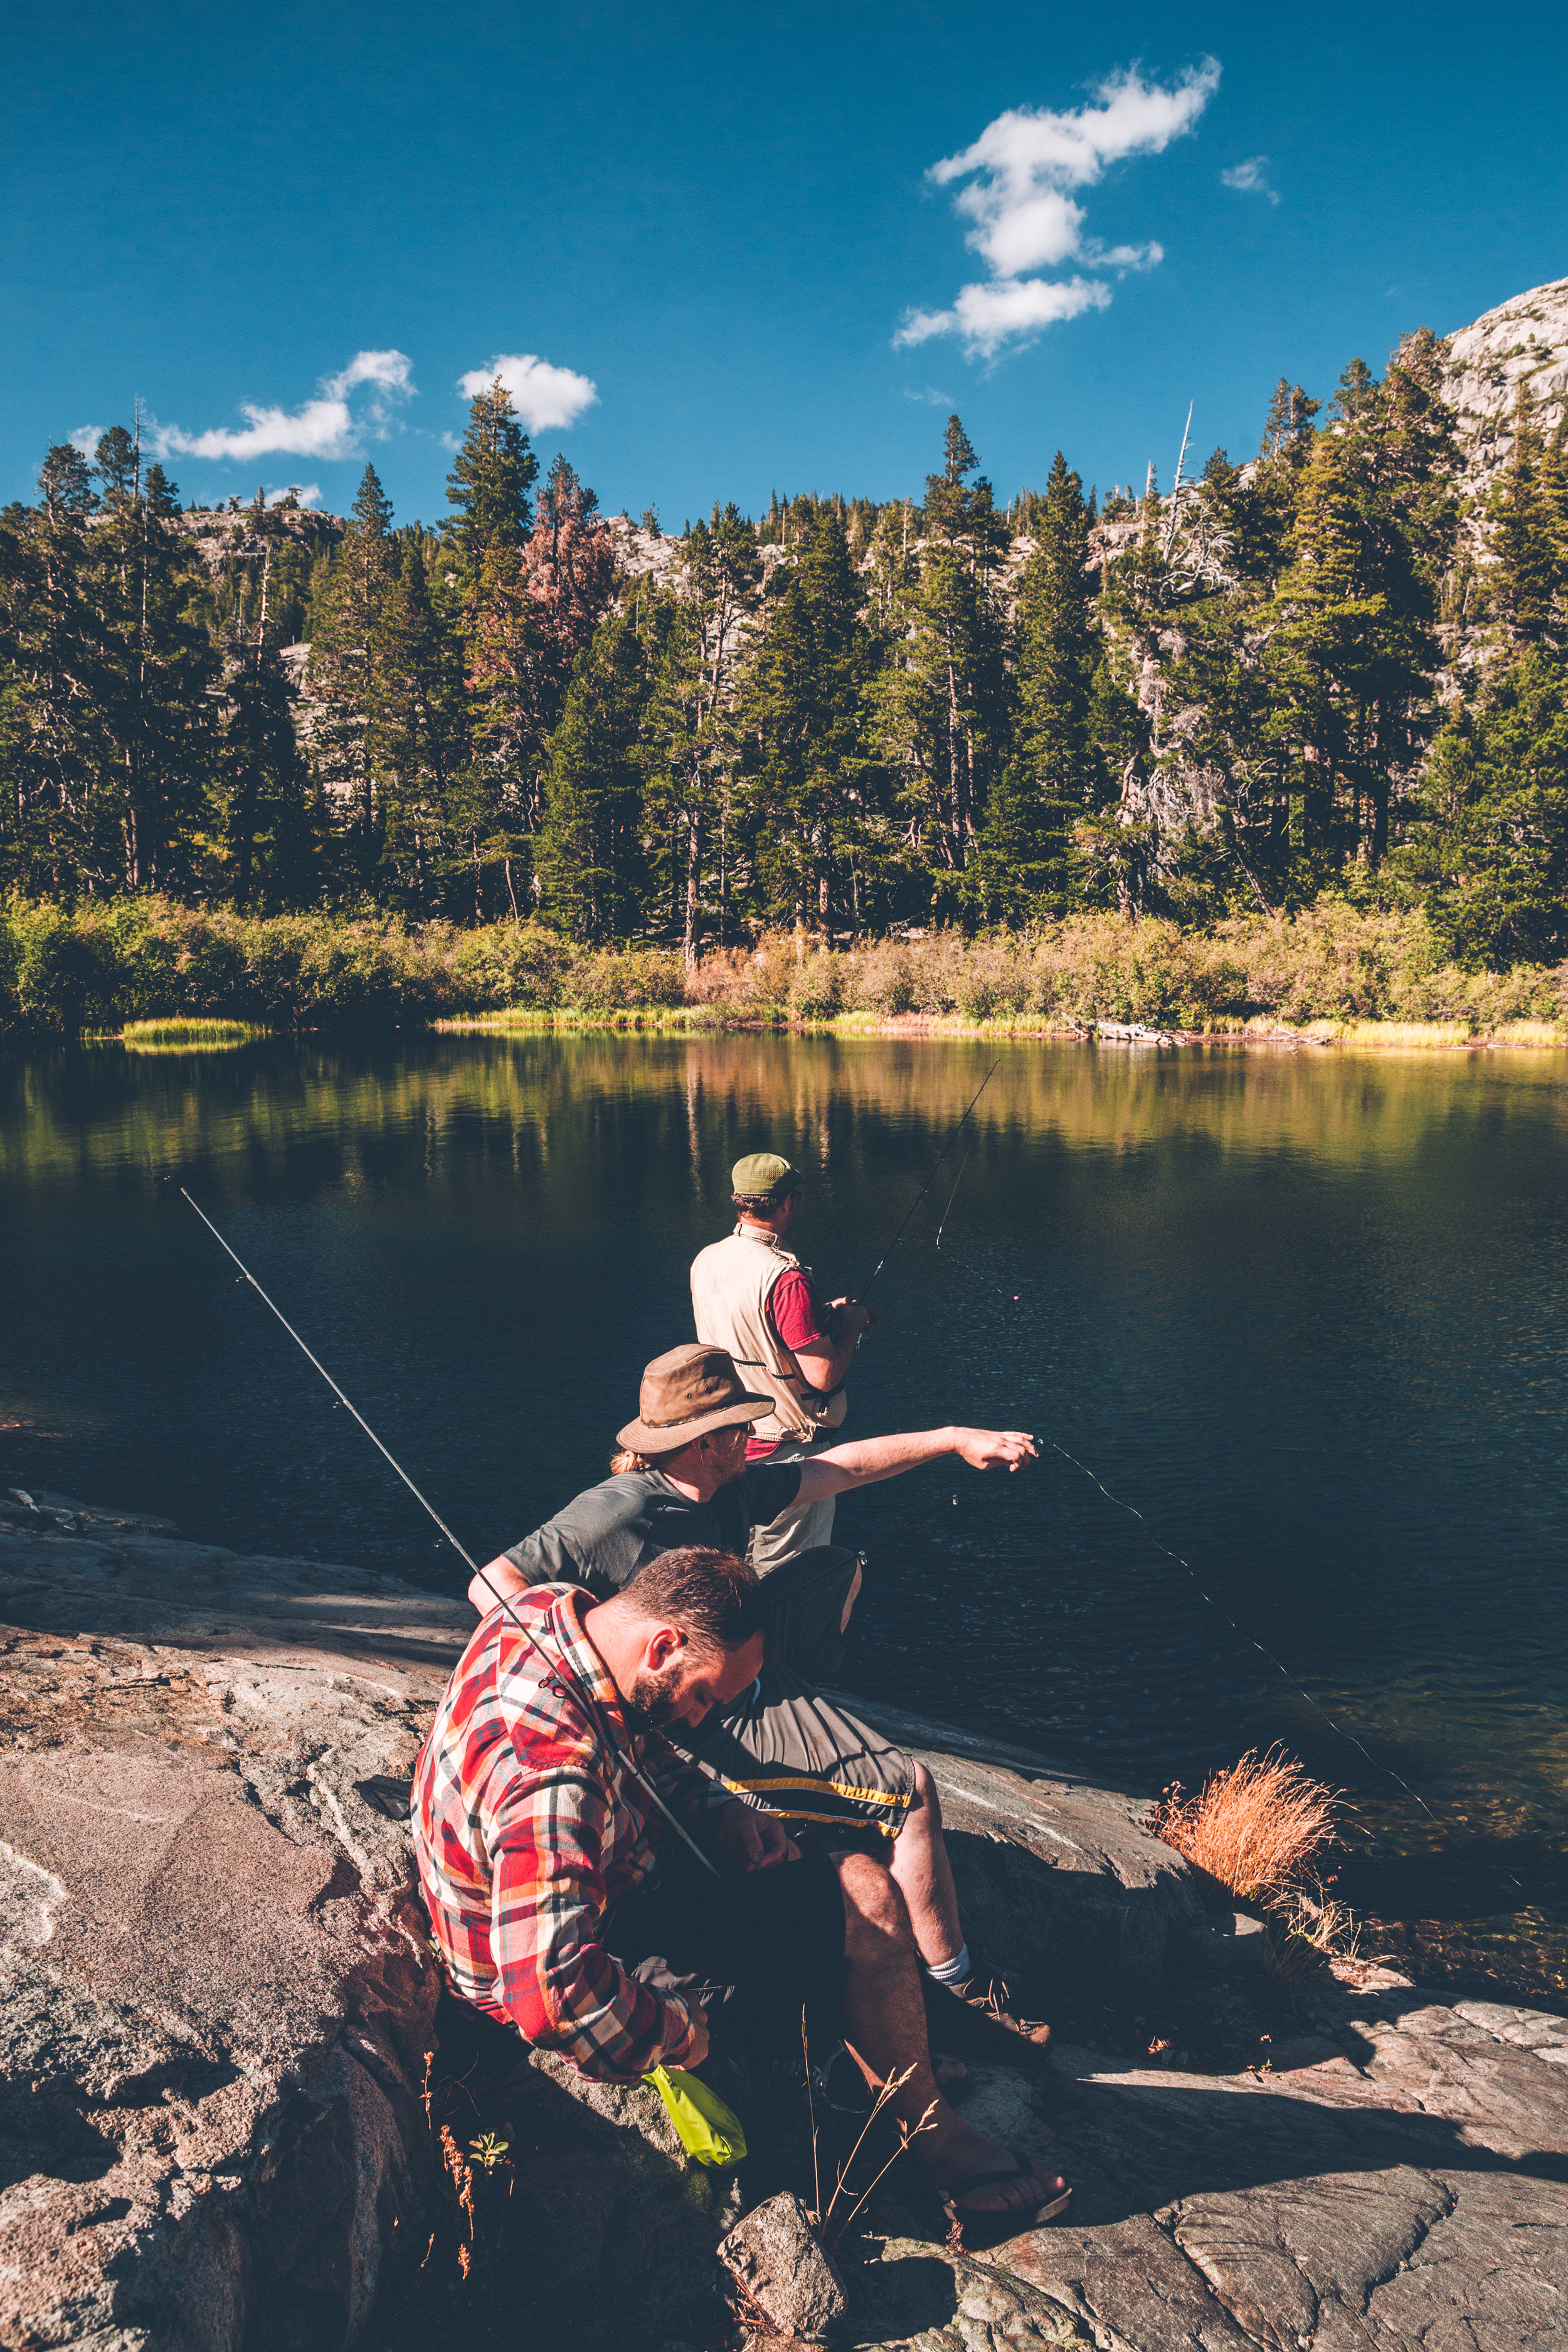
[3,896,1564,1049]
[3,896,1563,1049]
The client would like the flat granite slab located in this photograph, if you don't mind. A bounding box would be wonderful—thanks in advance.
[5,1497,1567,2352]
[0,1496,473,2352]
[856,1995,1568,2352]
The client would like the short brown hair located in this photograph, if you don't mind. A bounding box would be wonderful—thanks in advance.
[626,1545,766,1651]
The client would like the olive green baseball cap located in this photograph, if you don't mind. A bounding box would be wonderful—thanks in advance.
[731,1150,798,1200]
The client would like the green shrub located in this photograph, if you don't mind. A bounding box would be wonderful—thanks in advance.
[449,921,565,1011]
[0,896,1562,1039]
[788,953,841,1020]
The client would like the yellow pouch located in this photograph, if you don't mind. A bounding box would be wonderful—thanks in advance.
[645,2065,748,2166]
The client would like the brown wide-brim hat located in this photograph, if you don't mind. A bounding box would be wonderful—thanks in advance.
[616,1343,772,1453]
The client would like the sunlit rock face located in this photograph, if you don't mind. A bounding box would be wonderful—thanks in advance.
[1443,275,1568,524]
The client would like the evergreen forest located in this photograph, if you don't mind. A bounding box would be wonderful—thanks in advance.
[3,337,1567,980]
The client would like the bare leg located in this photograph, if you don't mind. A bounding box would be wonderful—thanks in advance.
[835,1853,1065,2220]
[888,1761,963,1968]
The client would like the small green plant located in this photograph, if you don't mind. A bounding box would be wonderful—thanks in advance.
[122,1017,257,1048]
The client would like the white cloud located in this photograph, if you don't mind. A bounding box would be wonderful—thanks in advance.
[1221,156,1279,205]
[457,352,598,433]
[903,384,958,406]
[322,349,413,402]
[68,425,106,458]
[899,275,1112,351]
[265,482,321,507]
[147,350,416,465]
[897,60,1220,358]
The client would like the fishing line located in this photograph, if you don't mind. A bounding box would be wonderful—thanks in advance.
[859,1057,1000,1298]
[1047,1436,1525,1893]
[177,1186,722,1879]
[933,1137,975,1254]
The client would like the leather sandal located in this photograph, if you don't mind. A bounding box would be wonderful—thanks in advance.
[939,2153,1072,2251]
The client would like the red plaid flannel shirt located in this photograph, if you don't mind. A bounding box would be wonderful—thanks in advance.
[411,1584,733,2080]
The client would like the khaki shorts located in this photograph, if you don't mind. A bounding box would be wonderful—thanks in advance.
[758,1542,862,1682]
[748,1434,838,1573]
[686,1663,918,1846]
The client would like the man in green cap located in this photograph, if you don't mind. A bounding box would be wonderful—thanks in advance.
[690,1150,876,1572]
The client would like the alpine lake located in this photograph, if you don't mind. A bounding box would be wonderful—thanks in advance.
[4,1027,1566,1993]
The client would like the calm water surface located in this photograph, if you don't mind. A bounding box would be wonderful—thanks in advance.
[4,1033,1567,1981]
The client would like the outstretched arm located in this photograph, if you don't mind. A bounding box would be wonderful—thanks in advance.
[796,1426,1037,1502]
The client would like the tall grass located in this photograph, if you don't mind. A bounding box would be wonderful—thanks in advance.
[3,894,1565,1039]
[122,1017,257,1048]
[1147,1747,1342,1904]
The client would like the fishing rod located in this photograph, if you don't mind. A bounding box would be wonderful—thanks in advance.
[856,1057,1001,1300]
[177,1187,722,1880]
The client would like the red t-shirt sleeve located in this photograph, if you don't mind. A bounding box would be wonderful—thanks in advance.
[768,1266,830,1355]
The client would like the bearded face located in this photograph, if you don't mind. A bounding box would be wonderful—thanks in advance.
[623,1667,692,1733]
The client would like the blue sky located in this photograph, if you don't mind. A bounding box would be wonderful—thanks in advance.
[4,0,1564,529]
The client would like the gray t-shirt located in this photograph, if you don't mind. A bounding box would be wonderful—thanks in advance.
[501,1463,803,1601]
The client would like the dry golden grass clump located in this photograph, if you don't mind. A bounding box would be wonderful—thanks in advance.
[1148,1745,1343,1905]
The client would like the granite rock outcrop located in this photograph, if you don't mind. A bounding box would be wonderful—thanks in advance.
[6,1492,1568,2352]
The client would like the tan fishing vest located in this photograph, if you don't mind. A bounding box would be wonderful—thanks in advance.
[689,1226,849,1446]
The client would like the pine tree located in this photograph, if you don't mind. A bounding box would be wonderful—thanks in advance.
[78,426,216,891]
[368,539,467,911]
[872,419,1009,905]
[1392,650,1568,964]
[448,386,551,891]
[644,505,759,963]
[522,453,618,738]
[307,464,396,881]
[1263,379,1444,867]
[995,450,1097,913]
[1264,423,1374,858]
[536,615,650,940]
[1490,384,1561,645]
[1251,378,1322,578]
[0,444,116,891]
[120,470,217,893]
[445,379,538,570]
[965,758,1062,923]
[1260,379,1322,464]
[748,507,876,935]
[1329,358,1379,424]
[218,664,317,911]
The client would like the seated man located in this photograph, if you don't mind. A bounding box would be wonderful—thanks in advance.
[467,1342,1051,2052]
[412,1542,1067,2243]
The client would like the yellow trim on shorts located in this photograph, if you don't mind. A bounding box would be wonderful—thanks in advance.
[748,1804,903,1838]
[718,1772,913,1811]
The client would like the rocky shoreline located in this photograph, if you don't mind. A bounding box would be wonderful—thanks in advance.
[3,1489,1566,2349]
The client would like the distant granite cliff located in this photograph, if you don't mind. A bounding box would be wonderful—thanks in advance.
[169,502,346,576]
[1443,275,1568,533]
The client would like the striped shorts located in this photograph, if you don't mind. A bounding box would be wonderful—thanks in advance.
[686,1663,918,1845]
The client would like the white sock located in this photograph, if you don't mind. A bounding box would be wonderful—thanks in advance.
[925,1943,970,1986]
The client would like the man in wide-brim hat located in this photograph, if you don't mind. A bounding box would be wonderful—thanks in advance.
[464,1341,1054,2056]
